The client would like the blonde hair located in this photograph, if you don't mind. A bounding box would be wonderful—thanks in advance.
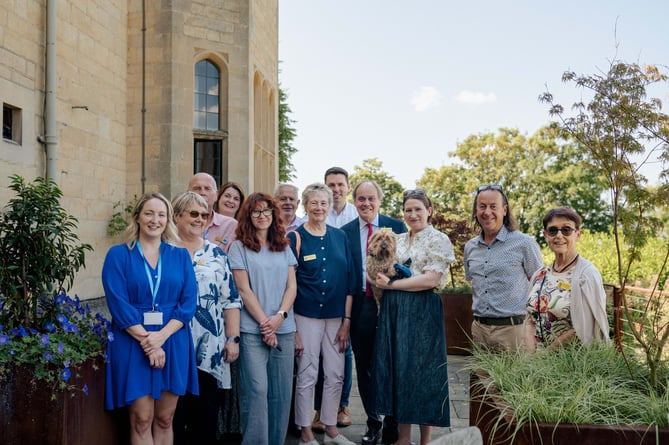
[171,191,208,217]
[124,192,180,247]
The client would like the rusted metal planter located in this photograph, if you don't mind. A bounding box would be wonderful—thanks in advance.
[470,372,669,445]
[0,357,119,445]
[441,292,473,355]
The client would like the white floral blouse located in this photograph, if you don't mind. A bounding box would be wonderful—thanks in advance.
[191,240,241,388]
[396,225,455,290]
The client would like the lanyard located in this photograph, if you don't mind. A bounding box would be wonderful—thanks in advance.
[136,242,162,310]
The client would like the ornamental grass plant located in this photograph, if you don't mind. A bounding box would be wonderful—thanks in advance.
[468,342,669,433]
[0,175,112,395]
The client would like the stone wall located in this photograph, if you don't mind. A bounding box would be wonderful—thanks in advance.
[0,0,278,299]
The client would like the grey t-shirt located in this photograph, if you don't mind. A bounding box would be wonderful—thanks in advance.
[228,240,297,334]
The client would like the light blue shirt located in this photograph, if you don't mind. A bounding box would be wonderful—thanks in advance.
[326,202,358,228]
[464,226,543,317]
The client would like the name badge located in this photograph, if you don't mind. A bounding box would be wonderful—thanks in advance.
[144,311,164,326]
[303,254,317,261]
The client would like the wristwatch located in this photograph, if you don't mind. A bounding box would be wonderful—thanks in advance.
[227,336,240,344]
[277,310,288,319]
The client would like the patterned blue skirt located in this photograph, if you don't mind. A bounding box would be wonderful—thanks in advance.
[371,289,450,427]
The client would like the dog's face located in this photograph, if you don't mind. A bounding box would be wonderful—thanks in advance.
[367,230,397,260]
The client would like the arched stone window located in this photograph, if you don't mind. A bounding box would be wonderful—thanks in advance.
[194,60,219,130]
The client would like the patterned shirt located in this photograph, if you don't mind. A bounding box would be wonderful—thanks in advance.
[396,225,455,290]
[464,226,543,317]
[190,241,241,388]
[526,266,574,345]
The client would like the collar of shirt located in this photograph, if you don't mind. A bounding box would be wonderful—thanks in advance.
[358,215,379,232]
[478,224,510,245]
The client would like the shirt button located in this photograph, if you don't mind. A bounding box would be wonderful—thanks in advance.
[319,303,323,307]
[323,280,327,283]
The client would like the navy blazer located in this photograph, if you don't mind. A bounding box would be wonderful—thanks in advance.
[341,214,407,295]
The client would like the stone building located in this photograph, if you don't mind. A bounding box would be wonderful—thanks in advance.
[0,0,279,298]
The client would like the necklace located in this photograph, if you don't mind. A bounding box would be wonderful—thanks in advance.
[552,254,579,273]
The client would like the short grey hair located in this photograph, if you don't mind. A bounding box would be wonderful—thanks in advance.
[301,183,333,209]
[274,182,299,197]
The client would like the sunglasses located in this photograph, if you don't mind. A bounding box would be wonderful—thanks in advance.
[546,226,577,237]
[403,189,427,198]
[250,208,274,218]
[186,210,210,219]
[477,184,503,193]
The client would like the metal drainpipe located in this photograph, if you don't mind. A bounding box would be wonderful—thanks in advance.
[141,0,146,193]
[44,0,58,182]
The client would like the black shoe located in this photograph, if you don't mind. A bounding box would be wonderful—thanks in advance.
[361,427,381,445]
[381,427,399,444]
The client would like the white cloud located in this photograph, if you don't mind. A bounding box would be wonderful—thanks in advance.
[456,90,497,105]
[411,86,442,112]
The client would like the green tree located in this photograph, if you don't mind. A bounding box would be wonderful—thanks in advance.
[349,158,404,217]
[540,60,669,386]
[417,126,611,241]
[278,85,298,182]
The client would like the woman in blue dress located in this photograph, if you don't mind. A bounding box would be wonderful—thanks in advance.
[370,189,455,445]
[102,192,199,445]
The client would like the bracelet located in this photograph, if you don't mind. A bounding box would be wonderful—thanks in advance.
[343,316,351,320]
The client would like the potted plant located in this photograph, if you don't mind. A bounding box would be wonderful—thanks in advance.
[0,175,117,445]
[469,344,669,444]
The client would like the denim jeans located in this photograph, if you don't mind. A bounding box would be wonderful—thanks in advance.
[239,332,295,445]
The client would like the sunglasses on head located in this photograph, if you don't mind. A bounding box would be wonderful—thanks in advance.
[403,189,427,198]
[476,184,503,194]
[546,226,577,237]
[187,210,210,219]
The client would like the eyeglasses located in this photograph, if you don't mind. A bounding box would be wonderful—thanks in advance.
[186,210,210,219]
[250,208,273,218]
[546,226,577,237]
[477,184,503,194]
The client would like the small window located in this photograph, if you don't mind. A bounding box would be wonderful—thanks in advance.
[194,60,220,131]
[2,103,22,144]
[194,139,222,186]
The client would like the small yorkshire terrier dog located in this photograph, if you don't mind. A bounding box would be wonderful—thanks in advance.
[366,229,399,312]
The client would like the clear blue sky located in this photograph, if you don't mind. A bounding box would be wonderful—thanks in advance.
[278,0,669,193]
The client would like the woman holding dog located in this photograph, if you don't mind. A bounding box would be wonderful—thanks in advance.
[288,182,356,445]
[370,189,455,445]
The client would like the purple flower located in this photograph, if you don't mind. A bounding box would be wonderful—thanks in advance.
[61,368,71,381]
[43,351,54,361]
[55,293,66,305]
[107,332,114,342]
[82,384,89,396]
[64,359,71,367]
[57,343,64,354]
[40,333,50,346]
[45,322,56,333]
[56,314,69,325]
[0,334,9,345]
[29,328,38,335]
[18,326,28,337]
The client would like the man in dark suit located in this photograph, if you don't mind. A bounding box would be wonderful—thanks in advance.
[340,180,406,445]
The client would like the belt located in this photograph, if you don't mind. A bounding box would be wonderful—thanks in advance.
[474,315,525,326]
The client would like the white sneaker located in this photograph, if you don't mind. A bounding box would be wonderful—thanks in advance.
[323,433,356,445]
[299,440,320,445]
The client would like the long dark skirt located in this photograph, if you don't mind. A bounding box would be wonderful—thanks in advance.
[371,289,450,427]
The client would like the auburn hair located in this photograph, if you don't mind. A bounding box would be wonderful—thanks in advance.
[236,192,289,252]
